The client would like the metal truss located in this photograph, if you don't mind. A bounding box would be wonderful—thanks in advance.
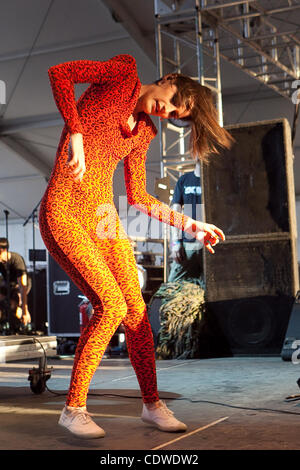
[156,0,300,99]
[202,0,300,99]
[155,0,300,169]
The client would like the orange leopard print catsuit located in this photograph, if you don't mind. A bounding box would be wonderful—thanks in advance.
[39,54,191,407]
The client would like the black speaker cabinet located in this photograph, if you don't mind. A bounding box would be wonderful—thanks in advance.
[47,252,82,336]
[201,118,299,354]
[207,295,294,355]
[27,268,47,333]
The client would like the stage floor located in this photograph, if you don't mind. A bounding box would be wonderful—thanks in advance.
[0,355,300,451]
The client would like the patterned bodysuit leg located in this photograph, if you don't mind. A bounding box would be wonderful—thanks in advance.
[39,204,158,406]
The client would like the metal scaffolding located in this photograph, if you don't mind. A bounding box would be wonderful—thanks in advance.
[154,0,300,280]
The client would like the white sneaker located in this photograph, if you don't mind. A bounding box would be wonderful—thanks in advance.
[141,400,187,432]
[58,405,105,439]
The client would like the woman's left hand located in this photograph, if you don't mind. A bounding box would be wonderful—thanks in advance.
[68,133,86,182]
[184,219,225,254]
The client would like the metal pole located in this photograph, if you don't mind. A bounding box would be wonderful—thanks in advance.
[195,4,204,84]
[215,27,223,127]
[31,210,37,332]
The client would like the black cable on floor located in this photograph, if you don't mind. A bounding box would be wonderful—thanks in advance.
[31,337,300,417]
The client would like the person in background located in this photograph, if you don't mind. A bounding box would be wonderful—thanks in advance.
[0,238,31,329]
[168,159,204,286]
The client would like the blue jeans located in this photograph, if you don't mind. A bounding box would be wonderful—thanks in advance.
[167,241,205,287]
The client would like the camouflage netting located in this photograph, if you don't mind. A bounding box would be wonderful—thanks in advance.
[151,281,206,360]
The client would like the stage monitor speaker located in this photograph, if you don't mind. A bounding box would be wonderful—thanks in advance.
[201,118,299,355]
[47,252,82,336]
[281,291,300,361]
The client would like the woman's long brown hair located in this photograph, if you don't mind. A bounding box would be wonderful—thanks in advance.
[158,73,234,162]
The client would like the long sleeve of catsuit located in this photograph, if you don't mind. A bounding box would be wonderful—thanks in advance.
[47,53,195,233]
[47,54,135,135]
[124,141,193,232]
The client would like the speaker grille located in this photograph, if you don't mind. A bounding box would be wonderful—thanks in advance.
[227,298,274,347]
[203,121,289,235]
[206,239,293,301]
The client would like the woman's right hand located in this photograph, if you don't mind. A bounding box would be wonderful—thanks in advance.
[67,133,86,182]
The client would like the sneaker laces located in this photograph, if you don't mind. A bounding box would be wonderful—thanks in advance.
[158,400,175,417]
[67,407,93,425]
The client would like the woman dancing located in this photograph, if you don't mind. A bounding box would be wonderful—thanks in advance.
[39,54,232,439]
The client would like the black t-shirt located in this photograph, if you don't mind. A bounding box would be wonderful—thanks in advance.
[172,171,202,242]
[0,252,27,286]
